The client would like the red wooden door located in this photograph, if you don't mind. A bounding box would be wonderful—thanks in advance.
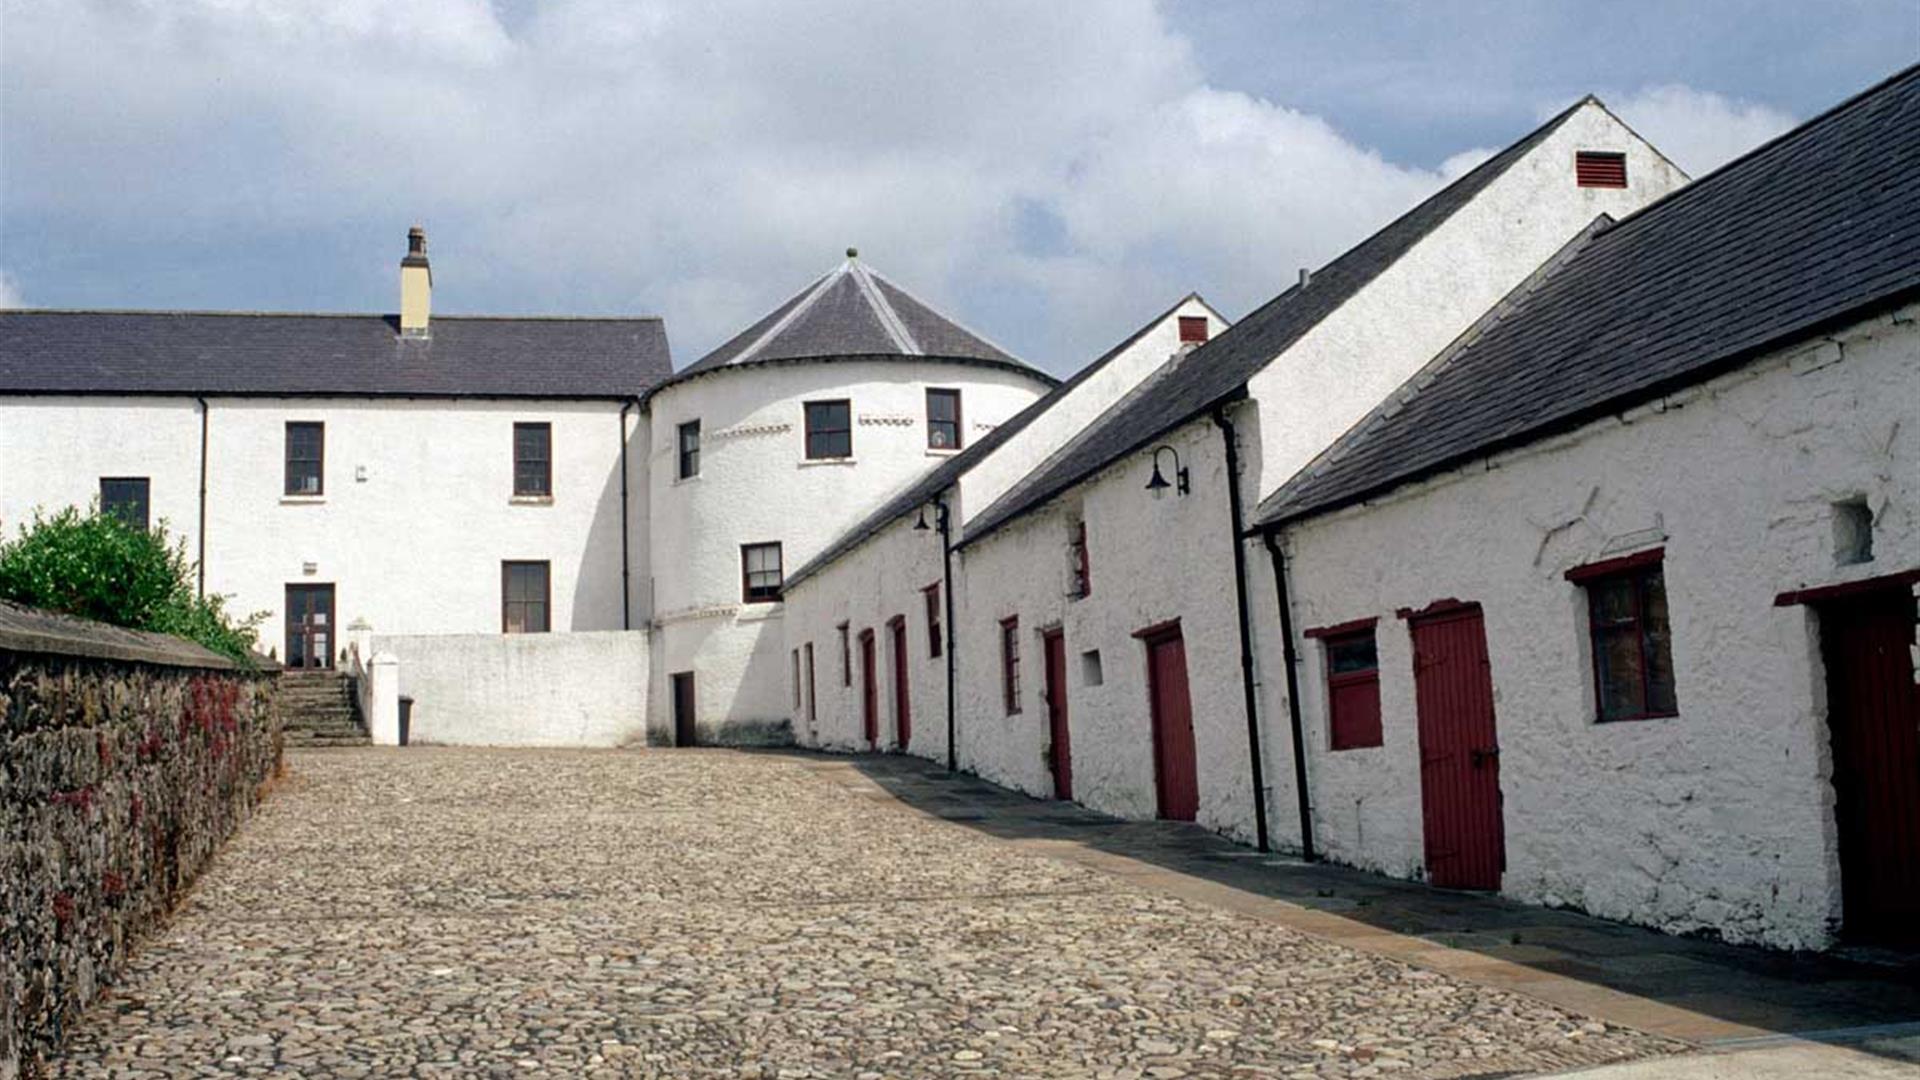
[859,629,878,749]
[1820,587,1920,945]
[1043,629,1072,800]
[1409,604,1505,890]
[890,617,911,751]
[1144,627,1199,821]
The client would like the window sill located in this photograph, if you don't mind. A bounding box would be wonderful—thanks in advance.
[798,457,857,468]
[280,495,326,505]
[925,447,962,458]
[671,474,701,487]
[510,495,555,506]
[1596,711,1680,724]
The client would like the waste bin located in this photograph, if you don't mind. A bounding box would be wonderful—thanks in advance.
[398,696,414,747]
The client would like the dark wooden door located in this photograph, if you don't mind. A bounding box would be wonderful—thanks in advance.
[889,617,911,751]
[1820,587,1920,945]
[1410,604,1505,890]
[285,584,335,669]
[1144,628,1198,821]
[860,629,878,749]
[1044,629,1072,800]
[671,672,696,747]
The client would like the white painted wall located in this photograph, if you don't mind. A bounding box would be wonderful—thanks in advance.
[646,359,1048,743]
[0,396,205,551]
[1244,101,1688,496]
[376,629,650,747]
[1273,307,1920,950]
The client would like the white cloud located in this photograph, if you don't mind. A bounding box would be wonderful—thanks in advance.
[0,0,1483,370]
[1606,84,1796,178]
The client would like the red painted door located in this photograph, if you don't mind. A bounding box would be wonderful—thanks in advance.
[1043,629,1072,800]
[1144,628,1198,821]
[890,617,911,751]
[1409,604,1505,891]
[1820,587,1920,945]
[859,630,878,749]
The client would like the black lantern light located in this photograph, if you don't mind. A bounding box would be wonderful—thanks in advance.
[1146,445,1190,496]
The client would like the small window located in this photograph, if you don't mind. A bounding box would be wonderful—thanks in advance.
[1575,150,1628,188]
[513,422,552,497]
[923,583,943,658]
[804,400,852,459]
[805,642,817,724]
[838,622,851,687]
[502,560,551,633]
[1323,629,1383,750]
[1067,521,1091,599]
[926,388,962,450]
[1080,648,1104,687]
[1834,497,1874,566]
[1569,551,1677,721]
[677,420,701,480]
[791,648,802,710]
[285,421,324,496]
[1178,316,1209,344]
[100,477,150,531]
[741,542,784,603]
[1000,616,1022,715]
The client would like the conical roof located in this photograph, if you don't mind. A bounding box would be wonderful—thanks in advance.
[676,253,1037,378]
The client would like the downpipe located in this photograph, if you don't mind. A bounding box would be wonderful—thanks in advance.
[1210,404,1271,854]
[1262,529,1316,861]
[937,497,959,773]
[196,396,209,598]
[619,399,637,631]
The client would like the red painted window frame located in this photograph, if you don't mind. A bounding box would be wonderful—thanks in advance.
[1177,315,1209,343]
[926,388,963,451]
[1319,625,1382,750]
[923,583,943,658]
[1568,548,1677,722]
[1574,150,1628,188]
[1000,616,1022,715]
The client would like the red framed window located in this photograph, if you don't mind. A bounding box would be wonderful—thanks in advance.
[741,542,783,603]
[926,388,962,450]
[837,622,851,687]
[1568,549,1677,721]
[804,400,852,459]
[1178,315,1209,344]
[1067,521,1091,599]
[1575,150,1628,188]
[1000,616,1022,714]
[923,583,943,658]
[1308,619,1381,750]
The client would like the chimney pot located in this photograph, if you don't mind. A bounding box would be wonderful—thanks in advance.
[1298,267,1312,289]
[400,225,432,336]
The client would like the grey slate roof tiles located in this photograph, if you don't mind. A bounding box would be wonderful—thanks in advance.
[955,99,1592,547]
[1255,63,1920,528]
[0,311,673,398]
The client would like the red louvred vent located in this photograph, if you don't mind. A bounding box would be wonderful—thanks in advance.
[1178,316,1209,343]
[1575,151,1628,188]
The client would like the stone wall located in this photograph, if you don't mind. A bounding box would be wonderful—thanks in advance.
[0,602,281,1077]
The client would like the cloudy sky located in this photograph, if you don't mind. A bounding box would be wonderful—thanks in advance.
[2,1,1914,373]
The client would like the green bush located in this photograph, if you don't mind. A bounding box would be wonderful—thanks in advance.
[0,506,264,664]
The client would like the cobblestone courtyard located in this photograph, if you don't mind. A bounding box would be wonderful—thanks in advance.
[50,748,1695,1078]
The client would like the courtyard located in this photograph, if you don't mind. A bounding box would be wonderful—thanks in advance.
[43,748,1920,1078]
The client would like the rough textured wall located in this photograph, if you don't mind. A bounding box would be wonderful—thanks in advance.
[0,607,280,1076]
[1277,306,1919,950]
[377,630,650,748]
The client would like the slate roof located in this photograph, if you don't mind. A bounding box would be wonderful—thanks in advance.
[955,99,1592,547]
[0,311,674,398]
[1255,63,1920,529]
[785,293,1223,589]
[655,255,1047,396]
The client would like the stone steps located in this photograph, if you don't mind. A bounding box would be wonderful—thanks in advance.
[279,672,371,747]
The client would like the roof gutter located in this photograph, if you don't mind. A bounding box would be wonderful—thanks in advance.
[1210,402,1270,853]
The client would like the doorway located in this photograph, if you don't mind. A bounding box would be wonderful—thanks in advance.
[671,672,696,747]
[1141,623,1198,821]
[1408,602,1504,891]
[889,616,911,751]
[1043,628,1072,800]
[285,584,335,670]
[1818,585,1920,945]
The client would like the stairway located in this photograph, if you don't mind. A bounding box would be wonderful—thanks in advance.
[279,669,372,747]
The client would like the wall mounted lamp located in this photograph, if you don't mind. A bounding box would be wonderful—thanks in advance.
[1146,446,1190,496]
[914,498,951,533]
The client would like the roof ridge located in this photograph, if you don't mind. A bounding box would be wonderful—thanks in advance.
[729,269,841,365]
[864,265,1032,371]
[848,260,923,355]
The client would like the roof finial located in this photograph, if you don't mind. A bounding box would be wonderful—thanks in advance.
[846,247,859,260]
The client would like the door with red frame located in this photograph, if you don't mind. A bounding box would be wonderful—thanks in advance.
[1143,626,1198,821]
[285,584,335,669]
[1819,586,1920,945]
[859,629,878,749]
[889,617,911,751]
[1043,629,1072,800]
[1409,603,1505,890]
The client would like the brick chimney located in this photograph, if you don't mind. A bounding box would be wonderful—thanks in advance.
[399,225,431,337]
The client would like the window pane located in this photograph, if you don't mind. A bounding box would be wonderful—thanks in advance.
[286,423,323,495]
[1641,570,1678,713]
[1596,625,1645,719]
[805,401,852,458]
[678,421,701,478]
[101,478,150,530]
[1327,634,1377,674]
[1589,578,1635,626]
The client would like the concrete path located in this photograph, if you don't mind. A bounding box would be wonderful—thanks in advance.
[43,747,1919,1077]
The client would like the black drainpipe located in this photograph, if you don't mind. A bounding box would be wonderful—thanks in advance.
[1262,529,1316,861]
[196,396,210,598]
[618,399,637,631]
[1210,403,1271,854]
[936,496,958,773]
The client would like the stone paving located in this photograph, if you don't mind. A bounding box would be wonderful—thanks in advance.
[48,748,1687,1078]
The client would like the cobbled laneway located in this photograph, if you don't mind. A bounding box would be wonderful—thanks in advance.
[49,749,1684,1078]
